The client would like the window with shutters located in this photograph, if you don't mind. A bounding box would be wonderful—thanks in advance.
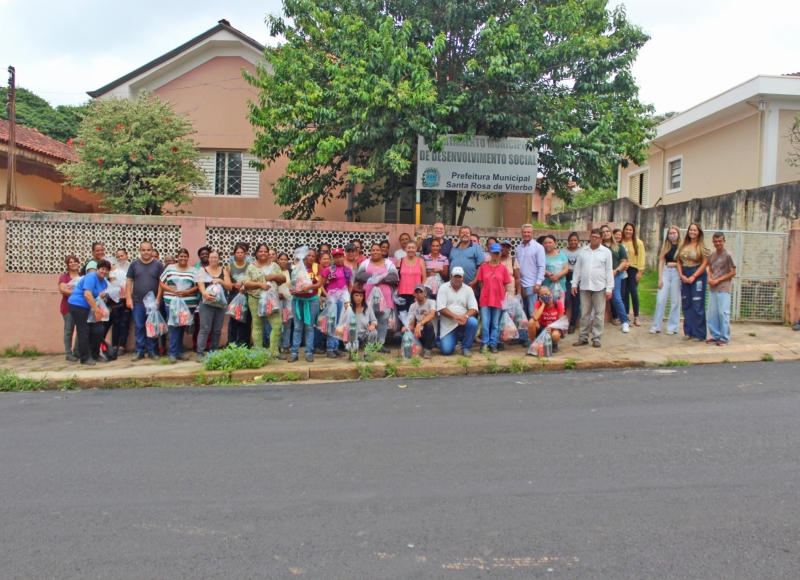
[193,150,260,197]
[666,156,682,194]
[628,168,650,207]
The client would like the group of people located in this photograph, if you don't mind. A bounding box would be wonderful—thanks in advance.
[58,220,739,366]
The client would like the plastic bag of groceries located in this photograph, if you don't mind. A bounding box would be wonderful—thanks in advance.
[105,282,122,304]
[226,292,248,322]
[196,272,227,308]
[527,330,553,358]
[503,294,528,332]
[87,297,110,323]
[368,286,386,314]
[281,298,294,323]
[316,300,339,337]
[386,308,397,332]
[257,287,281,317]
[500,311,519,342]
[291,246,314,292]
[167,296,193,327]
[143,291,159,315]
[546,315,570,333]
[399,312,423,360]
[327,287,351,306]
[335,304,358,351]
[146,310,168,337]
[391,288,406,306]
[424,273,442,295]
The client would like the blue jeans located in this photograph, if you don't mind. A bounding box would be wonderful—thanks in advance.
[165,304,193,357]
[439,317,479,355]
[480,306,502,347]
[132,303,157,355]
[681,266,707,339]
[707,291,731,342]
[292,299,320,356]
[610,273,629,324]
[520,286,539,341]
[281,319,293,349]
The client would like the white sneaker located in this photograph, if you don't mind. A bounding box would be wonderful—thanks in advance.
[666,330,676,335]
[649,328,660,334]
[621,322,630,333]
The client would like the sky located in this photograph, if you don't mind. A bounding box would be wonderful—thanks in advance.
[2,0,799,114]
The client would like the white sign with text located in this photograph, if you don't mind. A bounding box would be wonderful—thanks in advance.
[416,135,538,193]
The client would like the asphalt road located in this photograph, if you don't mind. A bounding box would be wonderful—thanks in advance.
[2,362,800,579]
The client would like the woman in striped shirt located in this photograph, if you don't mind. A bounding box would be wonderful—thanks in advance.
[157,248,199,363]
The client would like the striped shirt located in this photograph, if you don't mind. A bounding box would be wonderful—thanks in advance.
[159,265,200,307]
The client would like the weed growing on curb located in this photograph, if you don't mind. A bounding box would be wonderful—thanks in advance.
[721,358,731,364]
[0,370,48,392]
[364,342,383,362]
[158,357,171,365]
[659,359,692,367]
[282,372,302,382]
[355,362,372,380]
[204,344,271,371]
[60,376,79,390]
[405,371,439,378]
[407,357,422,367]
[384,360,398,378]
[564,358,576,370]
[2,344,45,358]
[508,358,530,374]
[761,353,774,362]
[456,357,470,371]
[350,349,360,362]
[481,345,490,356]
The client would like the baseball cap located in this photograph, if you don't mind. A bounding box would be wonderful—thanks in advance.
[413,284,427,293]
[500,239,513,247]
[344,243,357,252]
[490,243,502,253]
[451,266,465,277]
[331,248,344,256]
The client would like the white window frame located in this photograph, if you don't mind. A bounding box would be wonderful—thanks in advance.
[627,166,649,205]
[666,155,683,195]
[193,150,260,198]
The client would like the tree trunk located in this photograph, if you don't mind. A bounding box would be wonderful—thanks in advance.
[456,190,473,226]
[441,191,458,225]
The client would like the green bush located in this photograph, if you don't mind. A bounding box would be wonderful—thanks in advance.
[204,344,272,371]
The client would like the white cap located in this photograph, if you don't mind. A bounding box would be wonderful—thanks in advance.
[451,266,465,277]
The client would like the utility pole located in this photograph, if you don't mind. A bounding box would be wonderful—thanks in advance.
[5,65,16,210]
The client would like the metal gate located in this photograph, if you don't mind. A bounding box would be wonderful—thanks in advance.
[666,230,788,322]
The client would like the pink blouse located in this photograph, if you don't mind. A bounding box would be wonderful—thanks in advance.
[397,257,425,295]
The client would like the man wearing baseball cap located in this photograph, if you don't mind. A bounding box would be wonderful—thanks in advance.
[436,266,479,356]
[401,284,438,358]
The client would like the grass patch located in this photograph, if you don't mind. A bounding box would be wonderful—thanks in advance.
[721,358,731,364]
[363,342,383,363]
[282,372,302,382]
[355,362,372,381]
[204,344,271,371]
[564,358,576,370]
[257,371,303,383]
[2,344,46,358]
[659,359,692,367]
[761,353,774,362]
[508,358,531,374]
[405,371,439,378]
[406,356,422,367]
[637,269,659,317]
[384,360,398,379]
[158,357,171,365]
[749,333,757,337]
[0,369,48,392]
[456,357,471,372]
[60,376,80,390]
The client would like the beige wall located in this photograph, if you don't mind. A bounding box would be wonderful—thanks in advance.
[155,56,349,221]
[776,108,800,185]
[620,113,760,206]
[1,156,101,212]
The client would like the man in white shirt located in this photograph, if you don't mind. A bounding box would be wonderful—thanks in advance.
[436,266,479,357]
[571,228,614,348]
[515,223,546,345]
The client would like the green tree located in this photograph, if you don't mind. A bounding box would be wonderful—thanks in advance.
[247,0,655,221]
[1,87,90,142]
[59,92,207,215]
[788,112,800,169]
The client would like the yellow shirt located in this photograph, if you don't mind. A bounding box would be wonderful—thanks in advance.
[622,238,646,271]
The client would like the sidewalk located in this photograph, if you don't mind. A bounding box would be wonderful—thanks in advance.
[3,318,799,389]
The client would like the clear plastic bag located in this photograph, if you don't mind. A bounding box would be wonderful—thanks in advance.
[143,291,159,315]
[546,315,570,333]
[368,286,386,313]
[281,298,294,322]
[203,282,228,308]
[327,287,351,305]
[105,282,122,303]
[424,273,442,295]
[365,272,387,286]
[87,297,110,323]
[291,246,314,293]
[316,300,339,337]
[527,330,553,357]
[257,287,281,317]
[146,310,168,337]
[399,312,423,360]
[386,308,397,331]
[502,294,528,332]
[392,288,406,306]
[66,276,82,290]
[335,305,358,350]
[168,296,193,327]
[500,311,519,342]
[226,293,248,322]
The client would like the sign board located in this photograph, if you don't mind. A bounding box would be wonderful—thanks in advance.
[416,135,537,193]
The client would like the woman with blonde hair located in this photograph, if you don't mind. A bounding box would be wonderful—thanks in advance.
[650,226,682,335]
[676,222,710,341]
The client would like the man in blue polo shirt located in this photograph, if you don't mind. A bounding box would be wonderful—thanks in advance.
[449,225,484,287]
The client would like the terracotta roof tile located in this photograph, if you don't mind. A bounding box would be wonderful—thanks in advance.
[0,120,79,163]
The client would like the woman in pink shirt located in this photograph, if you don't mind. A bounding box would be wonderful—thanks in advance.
[321,248,353,357]
[396,240,427,316]
[474,243,512,353]
[356,243,399,352]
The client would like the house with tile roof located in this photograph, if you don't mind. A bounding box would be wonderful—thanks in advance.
[619,74,800,208]
[1,120,99,212]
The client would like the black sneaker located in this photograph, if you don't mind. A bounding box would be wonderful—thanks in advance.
[147,352,159,360]
[313,348,326,356]
[287,354,298,363]
[66,354,78,362]
[552,342,559,353]
[81,358,96,366]
[306,354,314,363]
[490,345,498,354]
[132,352,145,362]
[326,350,338,359]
